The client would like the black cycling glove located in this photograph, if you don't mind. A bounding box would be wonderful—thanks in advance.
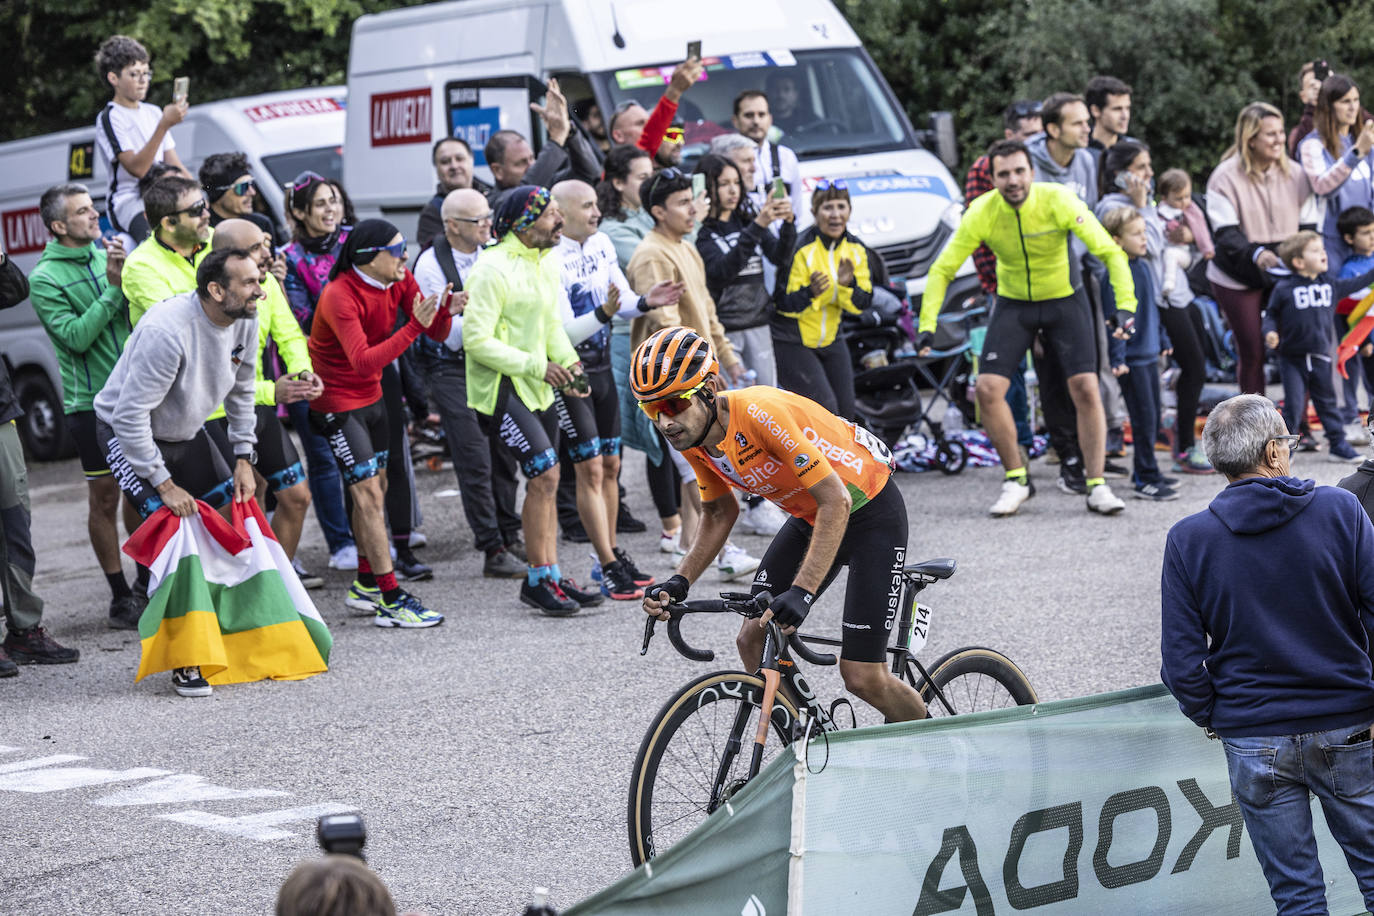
[1115,309,1136,339]
[770,585,816,629]
[914,330,935,352]
[649,574,689,605]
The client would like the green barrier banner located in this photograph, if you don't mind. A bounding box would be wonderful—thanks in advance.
[569,685,1367,916]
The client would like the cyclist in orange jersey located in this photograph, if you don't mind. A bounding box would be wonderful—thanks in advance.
[635,326,928,722]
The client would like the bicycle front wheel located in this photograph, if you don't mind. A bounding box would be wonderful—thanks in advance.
[627,670,800,866]
[915,646,1038,717]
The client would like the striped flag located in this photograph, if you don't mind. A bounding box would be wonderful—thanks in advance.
[123,500,331,685]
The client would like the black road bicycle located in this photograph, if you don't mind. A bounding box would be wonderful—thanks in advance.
[627,557,1038,866]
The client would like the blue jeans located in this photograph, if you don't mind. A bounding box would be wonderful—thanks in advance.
[286,399,354,554]
[1223,723,1374,914]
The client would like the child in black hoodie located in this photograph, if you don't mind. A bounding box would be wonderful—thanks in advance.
[1263,231,1374,462]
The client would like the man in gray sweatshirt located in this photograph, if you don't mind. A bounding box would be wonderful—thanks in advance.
[93,247,261,697]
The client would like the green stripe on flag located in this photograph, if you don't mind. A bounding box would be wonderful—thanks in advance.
[141,554,322,636]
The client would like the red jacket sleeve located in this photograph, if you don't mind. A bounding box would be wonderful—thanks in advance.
[333,296,423,378]
[638,95,679,157]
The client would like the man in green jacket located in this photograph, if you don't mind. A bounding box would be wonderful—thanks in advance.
[29,183,144,629]
[465,185,590,617]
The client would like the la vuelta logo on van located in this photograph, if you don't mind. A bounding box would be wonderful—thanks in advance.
[2,207,47,256]
[369,88,432,147]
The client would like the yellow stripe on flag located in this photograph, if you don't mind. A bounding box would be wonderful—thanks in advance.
[136,610,229,683]
[208,620,328,685]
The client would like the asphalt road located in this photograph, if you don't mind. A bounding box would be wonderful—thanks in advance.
[1,437,1363,914]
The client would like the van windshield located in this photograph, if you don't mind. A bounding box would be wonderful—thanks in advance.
[591,48,913,161]
[261,146,344,189]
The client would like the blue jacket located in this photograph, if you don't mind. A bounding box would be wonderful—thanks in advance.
[1263,267,1374,358]
[1161,476,1374,737]
[1101,257,1167,366]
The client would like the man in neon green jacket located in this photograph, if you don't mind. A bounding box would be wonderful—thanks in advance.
[464,185,591,617]
[204,220,320,575]
[121,174,211,325]
[921,139,1135,518]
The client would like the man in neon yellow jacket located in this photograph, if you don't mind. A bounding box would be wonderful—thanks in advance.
[921,139,1135,518]
[464,186,591,617]
[205,220,319,574]
[122,175,212,325]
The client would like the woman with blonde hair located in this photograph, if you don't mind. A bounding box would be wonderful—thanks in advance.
[1206,102,1313,394]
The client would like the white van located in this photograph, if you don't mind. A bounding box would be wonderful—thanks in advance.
[343,0,979,301]
[0,86,346,460]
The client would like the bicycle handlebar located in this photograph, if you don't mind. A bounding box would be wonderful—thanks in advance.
[788,635,838,667]
[639,592,837,667]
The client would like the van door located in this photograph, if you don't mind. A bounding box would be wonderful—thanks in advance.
[441,77,547,182]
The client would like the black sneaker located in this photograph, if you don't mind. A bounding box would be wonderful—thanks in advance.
[616,506,648,534]
[558,577,605,607]
[613,546,653,587]
[394,551,433,582]
[1103,460,1130,479]
[3,626,79,665]
[0,646,17,678]
[483,548,526,579]
[600,560,646,601]
[561,520,591,543]
[1133,481,1180,501]
[520,578,580,617]
[108,594,144,631]
[1056,456,1087,495]
[172,666,212,697]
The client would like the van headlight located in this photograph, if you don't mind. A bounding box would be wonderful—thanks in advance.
[940,201,964,232]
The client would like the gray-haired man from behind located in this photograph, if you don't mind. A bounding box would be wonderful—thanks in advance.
[94,247,262,698]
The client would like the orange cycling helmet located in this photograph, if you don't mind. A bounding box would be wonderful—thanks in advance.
[631,326,719,401]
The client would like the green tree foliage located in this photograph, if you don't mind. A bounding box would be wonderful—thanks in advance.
[839,0,1369,182]
[0,0,429,142]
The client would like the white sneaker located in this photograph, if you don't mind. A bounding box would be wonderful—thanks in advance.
[1346,423,1372,447]
[408,530,428,548]
[1087,483,1126,515]
[989,479,1033,517]
[659,530,680,554]
[328,544,359,571]
[718,543,761,581]
[738,499,787,536]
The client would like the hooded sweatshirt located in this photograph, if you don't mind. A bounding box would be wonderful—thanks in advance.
[1161,476,1374,737]
[1027,134,1099,211]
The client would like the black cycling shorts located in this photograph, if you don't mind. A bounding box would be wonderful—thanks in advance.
[96,419,234,519]
[481,378,559,479]
[67,410,111,480]
[208,405,304,494]
[749,479,908,663]
[553,368,620,463]
[980,291,1099,380]
[309,398,389,487]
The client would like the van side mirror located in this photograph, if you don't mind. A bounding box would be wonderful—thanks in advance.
[925,112,959,170]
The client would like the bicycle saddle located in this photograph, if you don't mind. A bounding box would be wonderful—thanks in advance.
[904,557,957,580]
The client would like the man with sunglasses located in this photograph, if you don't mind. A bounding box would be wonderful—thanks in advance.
[121,174,212,325]
[635,326,927,724]
[1162,394,1374,914]
[200,152,278,242]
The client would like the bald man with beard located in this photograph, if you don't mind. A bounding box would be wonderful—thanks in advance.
[205,219,322,580]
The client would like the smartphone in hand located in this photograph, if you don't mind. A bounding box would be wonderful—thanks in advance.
[772,177,786,199]
[692,172,706,198]
[173,76,189,105]
[687,41,701,60]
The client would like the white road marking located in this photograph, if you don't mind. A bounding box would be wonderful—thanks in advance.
[159,803,357,841]
[0,762,172,793]
[95,774,289,807]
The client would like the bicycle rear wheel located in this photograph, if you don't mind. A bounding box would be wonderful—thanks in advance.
[913,646,1037,717]
[627,670,800,866]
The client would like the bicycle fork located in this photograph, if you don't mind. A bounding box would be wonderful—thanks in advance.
[708,625,783,813]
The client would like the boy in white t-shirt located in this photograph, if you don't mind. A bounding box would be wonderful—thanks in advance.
[93,36,191,240]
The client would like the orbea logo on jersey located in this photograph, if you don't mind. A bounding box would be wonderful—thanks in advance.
[802,426,865,473]
[745,403,797,451]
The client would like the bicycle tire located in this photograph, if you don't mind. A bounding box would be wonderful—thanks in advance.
[935,439,968,475]
[627,670,800,866]
[912,646,1038,717]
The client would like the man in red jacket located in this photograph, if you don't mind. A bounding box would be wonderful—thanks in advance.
[308,219,456,628]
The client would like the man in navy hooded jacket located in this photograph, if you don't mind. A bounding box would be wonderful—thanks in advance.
[1161,393,1374,914]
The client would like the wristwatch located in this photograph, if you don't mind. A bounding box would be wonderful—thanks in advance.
[235,449,258,466]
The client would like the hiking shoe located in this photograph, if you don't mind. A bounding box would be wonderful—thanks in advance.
[1173,445,1215,475]
[108,594,144,631]
[483,548,526,578]
[600,560,646,601]
[292,558,324,590]
[613,546,653,587]
[1103,459,1130,479]
[345,580,382,612]
[394,551,433,582]
[3,626,79,665]
[520,578,580,617]
[1330,441,1364,462]
[558,577,605,607]
[328,544,359,571]
[616,506,648,534]
[1056,456,1086,495]
[739,499,787,536]
[0,646,16,678]
[718,543,761,581]
[408,530,428,549]
[374,590,444,628]
[990,478,1034,517]
[1086,483,1126,515]
[1133,481,1180,501]
[172,666,212,697]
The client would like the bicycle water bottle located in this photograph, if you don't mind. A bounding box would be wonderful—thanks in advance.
[522,887,557,915]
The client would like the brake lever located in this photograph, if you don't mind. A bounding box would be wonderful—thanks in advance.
[640,616,657,656]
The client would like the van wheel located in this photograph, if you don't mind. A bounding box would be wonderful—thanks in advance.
[13,371,73,462]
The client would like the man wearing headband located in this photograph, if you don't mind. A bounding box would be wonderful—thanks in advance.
[308,219,456,630]
[464,185,591,616]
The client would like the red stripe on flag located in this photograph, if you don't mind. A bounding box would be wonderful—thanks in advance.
[231,498,281,544]
[122,501,251,565]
